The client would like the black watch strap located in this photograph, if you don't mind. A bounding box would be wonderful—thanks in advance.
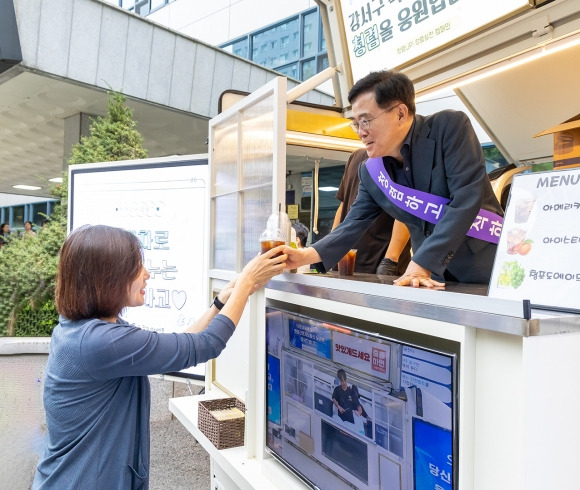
[211,296,225,310]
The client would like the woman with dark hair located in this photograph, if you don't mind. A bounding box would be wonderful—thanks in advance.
[33,224,287,489]
[0,223,9,248]
[24,220,37,237]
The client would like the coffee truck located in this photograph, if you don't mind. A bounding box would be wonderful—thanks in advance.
[169,1,580,489]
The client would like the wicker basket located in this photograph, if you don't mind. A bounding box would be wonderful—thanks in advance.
[198,398,246,450]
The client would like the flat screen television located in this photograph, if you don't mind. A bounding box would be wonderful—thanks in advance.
[265,300,458,490]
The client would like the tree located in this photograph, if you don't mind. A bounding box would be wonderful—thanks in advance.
[0,91,147,336]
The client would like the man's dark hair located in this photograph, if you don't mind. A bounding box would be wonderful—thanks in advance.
[292,222,309,246]
[348,70,416,115]
[337,369,347,382]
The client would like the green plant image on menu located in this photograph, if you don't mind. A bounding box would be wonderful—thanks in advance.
[497,261,525,289]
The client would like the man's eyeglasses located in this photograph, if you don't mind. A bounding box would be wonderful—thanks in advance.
[349,104,400,133]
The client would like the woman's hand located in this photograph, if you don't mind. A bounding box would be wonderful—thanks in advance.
[188,247,287,332]
[237,245,287,292]
[217,278,236,303]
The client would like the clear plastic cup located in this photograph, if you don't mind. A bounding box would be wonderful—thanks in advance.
[338,249,357,276]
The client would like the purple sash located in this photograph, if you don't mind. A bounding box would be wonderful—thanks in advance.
[365,157,503,244]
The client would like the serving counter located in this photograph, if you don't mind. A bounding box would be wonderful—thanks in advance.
[170,272,580,490]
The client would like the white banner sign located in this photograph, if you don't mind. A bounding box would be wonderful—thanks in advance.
[333,331,391,380]
[488,168,580,311]
[70,157,209,377]
[340,0,530,79]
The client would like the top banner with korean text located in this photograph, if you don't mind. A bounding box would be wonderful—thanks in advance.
[488,168,580,312]
[340,0,530,79]
[69,156,209,378]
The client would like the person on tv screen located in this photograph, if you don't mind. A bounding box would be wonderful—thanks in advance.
[32,224,287,489]
[332,369,365,424]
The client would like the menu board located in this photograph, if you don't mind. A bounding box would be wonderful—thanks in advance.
[69,156,208,377]
[340,0,529,79]
[488,168,580,312]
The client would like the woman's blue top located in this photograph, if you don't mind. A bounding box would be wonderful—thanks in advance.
[32,314,235,489]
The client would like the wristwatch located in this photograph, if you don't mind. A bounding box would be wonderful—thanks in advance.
[211,296,225,310]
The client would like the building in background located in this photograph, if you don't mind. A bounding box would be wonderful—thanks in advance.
[0,0,332,209]
[111,1,327,83]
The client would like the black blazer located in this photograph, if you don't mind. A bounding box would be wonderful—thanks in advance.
[312,110,504,284]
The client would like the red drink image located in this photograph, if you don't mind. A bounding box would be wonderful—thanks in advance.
[506,228,526,255]
[338,249,357,276]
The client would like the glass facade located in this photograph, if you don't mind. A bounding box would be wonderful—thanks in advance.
[119,2,327,83]
[220,7,327,82]
[116,0,174,15]
[0,200,55,235]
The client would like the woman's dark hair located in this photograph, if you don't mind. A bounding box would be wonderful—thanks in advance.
[348,70,416,115]
[1,223,8,234]
[56,224,143,321]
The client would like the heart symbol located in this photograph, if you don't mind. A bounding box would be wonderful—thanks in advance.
[172,290,187,310]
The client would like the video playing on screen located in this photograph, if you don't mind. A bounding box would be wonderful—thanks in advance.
[266,304,457,490]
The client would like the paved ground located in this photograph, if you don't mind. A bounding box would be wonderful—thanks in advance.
[10,412,211,490]
[2,375,211,490]
[149,416,211,490]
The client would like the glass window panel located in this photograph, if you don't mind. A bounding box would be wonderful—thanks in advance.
[211,80,282,274]
[389,400,404,430]
[212,117,239,196]
[277,63,298,80]
[389,428,404,458]
[318,54,329,72]
[374,394,389,423]
[252,18,299,68]
[135,2,149,15]
[301,58,316,81]
[242,186,272,265]
[223,38,249,59]
[302,11,318,57]
[252,29,275,67]
[241,96,274,189]
[12,206,24,228]
[31,203,48,225]
[213,194,237,270]
[150,0,164,11]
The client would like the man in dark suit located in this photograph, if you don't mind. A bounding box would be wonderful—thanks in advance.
[284,70,504,287]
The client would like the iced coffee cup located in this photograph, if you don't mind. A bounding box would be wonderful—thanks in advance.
[259,219,285,257]
[514,190,535,224]
[260,236,285,255]
[338,249,357,276]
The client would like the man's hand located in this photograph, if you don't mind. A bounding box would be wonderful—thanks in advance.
[376,257,399,276]
[393,260,445,289]
[282,245,321,271]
